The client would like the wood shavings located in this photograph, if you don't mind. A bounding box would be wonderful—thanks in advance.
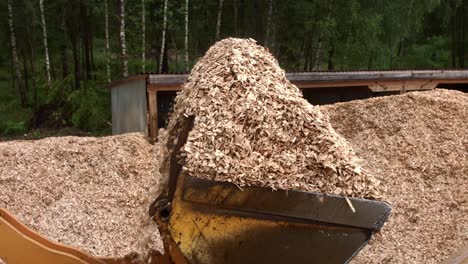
[162,38,379,198]
[0,132,166,257]
[322,89,468,264]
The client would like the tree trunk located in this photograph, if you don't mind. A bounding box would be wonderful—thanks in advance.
[184,0,189,72]
[105,0,111,82]
[313,35,322,70]
[327,43,335,71]
[141,0,146,72]
[215,0,224,40]
[22,53,29,92]
[61,7,68,78]
[159,0,168,73]
[265,0,274,47]
[458,2,465,68]
[451,14,456,67]
[396,39,403,68]
[81,3,91,81]
[233,0,238,35]
[239,0,244,37]
[368,51,374,70]
[26,13,37,110]
[81,39,86,89]
[120,0,128,77]
[8,0,27,107]
[342,31,351,69]
[162,37,169,73]
[70,26,81,89]
[170,31,178,71]
[254,0,263,44]
[89,19,96,79]
[39,0,51,84]
[303,37,311,71]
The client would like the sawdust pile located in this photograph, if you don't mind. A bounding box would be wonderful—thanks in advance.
[322,89,468,264]
[0,133,165,257]
[164,38,379,198]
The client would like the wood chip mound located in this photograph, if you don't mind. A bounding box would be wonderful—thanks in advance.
[321,89,468,264]
[0,133,165,257]
[164,38,379,198]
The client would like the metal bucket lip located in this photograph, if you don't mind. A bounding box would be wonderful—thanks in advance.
[181,174,392,231]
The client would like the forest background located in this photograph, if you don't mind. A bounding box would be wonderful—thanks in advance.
[1,0,466,136]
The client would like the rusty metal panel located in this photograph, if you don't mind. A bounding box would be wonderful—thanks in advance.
[111,78,147,135]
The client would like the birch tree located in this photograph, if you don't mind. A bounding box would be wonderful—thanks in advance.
[184,0,189,72]
[215,0,224,40]
[8,0,27,106]
[39,0,51,84]
[141,0,146,72]
[120,0,128,78]
[105,0,111,82]
[159,0,168,73]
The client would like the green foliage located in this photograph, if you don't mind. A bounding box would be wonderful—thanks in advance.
[67,84,111,134]
[1,0,467,137]
[0,80,32,135]
[0,120,29,135]
[400,36,451,68]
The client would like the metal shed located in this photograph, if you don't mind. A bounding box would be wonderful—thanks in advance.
[108,70,468,140]
[110,75,148,135]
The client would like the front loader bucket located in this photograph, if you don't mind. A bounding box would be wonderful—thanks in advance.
[0,208,106,264]
[156,173,391,264]
[0,208,163,264]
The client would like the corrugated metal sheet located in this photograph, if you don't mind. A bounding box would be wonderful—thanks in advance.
[111,78,147,135]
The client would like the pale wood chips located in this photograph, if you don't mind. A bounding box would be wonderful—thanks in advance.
[0,133,165,257]
[323,89,468,264]
[164,38,379,198]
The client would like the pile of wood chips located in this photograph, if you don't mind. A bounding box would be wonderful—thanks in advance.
[1,37,466,264]
[164,38,379,198]
[322,89,468,263]
[0,133,165,257]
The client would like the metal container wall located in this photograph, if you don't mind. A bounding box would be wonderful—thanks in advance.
[111,79,147,135]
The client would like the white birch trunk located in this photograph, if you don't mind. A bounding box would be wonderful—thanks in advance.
[159,0,168,73]
[184,0,189,72]
[141,0,146,72]
[105,0,111,82]
[8,0,20,81]
[215,0,224,40]
[8,0,26,105]
[265,0,274,47]
[39,0,51,84]
[120,0,128,78]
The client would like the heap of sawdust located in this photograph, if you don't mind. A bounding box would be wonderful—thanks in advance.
[0,133,165,257]
[322,89,468,264]
[163,38,379,198]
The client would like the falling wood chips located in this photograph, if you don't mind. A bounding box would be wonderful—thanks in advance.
[322,89,468,264]
[162,38,379,198]
[0,133,166,257]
